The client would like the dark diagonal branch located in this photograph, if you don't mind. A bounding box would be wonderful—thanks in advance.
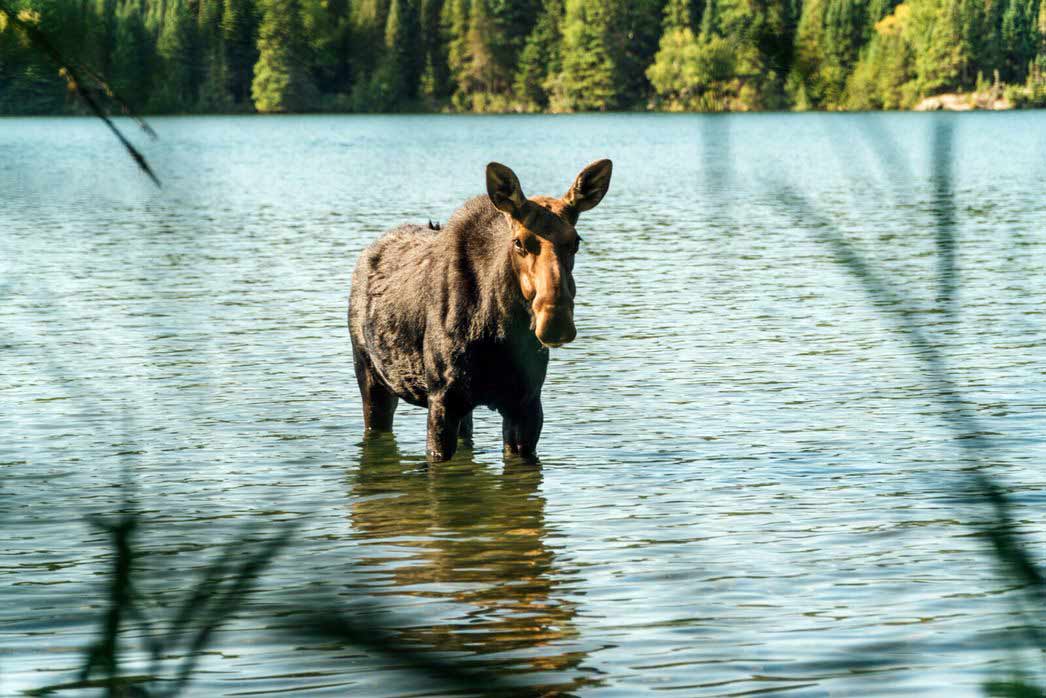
[0,3,160,186]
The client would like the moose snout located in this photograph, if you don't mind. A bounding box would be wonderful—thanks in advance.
[533,301,576,348]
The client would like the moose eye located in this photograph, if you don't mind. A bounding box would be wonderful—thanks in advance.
[514,238,526,255]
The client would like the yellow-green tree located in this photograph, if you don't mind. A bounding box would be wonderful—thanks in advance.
[251,0,317,112]
[552,0,616,111]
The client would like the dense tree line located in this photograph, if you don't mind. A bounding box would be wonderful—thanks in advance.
[1,0,1045,114]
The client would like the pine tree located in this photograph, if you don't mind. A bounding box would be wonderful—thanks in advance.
[788,0,870,108]
[303,0,353,97]
[514,0,563,108]
[223,0,260,105]
[554,0,617,110]
[371,0,420,106]
[647,0,698,108]
[111,0,155,109]
[198,0,233,109]
[94,0,118,81]
[488,0,540,74]
[419,0,451,101]
[353,0,390,83]
[957,0,986,85]
[1001,0,1041,81]
[463,0,499,94]
[155,0,205,111]
[614,0,667,107]
[251,0,317,112]
[442,0,470,90]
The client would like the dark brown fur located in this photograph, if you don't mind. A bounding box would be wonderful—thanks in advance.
[348,160,612,461]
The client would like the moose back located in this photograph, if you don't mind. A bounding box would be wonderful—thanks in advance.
[348,159,612,461]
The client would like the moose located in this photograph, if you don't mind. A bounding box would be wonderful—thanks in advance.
[348,159,613,461]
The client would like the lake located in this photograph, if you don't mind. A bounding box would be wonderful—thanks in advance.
[2,112,1046,697]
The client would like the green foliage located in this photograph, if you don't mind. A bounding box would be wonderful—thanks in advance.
[152,0,204,111]
[647,29,739,110]
[788,0,871,108]
[251,0,318,112]
[613,0,668,107]
[110,1,154,110]
[372,0,420,107]
[223,0,261,105]
[648,0,791,110]
[843,0,1037,110]
[552,0,616,111]
[1,0,1044,112]
[513,0,563,109]
[419,0,451,102]
[1005,53,1046,106]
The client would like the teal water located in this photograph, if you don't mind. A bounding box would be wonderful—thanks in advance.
[2,112,1046,697]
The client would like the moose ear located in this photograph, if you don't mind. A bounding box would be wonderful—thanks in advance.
[486,162,526,217]
[564,159,612,215]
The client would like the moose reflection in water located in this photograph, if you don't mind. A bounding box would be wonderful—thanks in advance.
[346,434,592,693]
[349,160,613,461]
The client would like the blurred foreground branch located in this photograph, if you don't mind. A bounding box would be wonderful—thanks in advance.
[0,2,160,187]
[771,120,1046,695]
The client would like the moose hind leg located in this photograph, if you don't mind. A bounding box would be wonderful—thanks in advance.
[353,349,398,432]
[458,411,474,447]
[502,398,543,460]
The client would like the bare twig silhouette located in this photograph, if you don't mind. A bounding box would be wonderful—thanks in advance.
[0,2,160,186]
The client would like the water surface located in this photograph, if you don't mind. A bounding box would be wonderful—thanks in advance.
[2,112,1046,696]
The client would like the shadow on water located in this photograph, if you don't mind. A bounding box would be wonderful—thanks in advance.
[25,506,294,698]
[768,116,1046,696]
[332,433,596,695]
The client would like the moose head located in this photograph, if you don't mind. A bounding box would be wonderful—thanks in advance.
[485,159,613,348]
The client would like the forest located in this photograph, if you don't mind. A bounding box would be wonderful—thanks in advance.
[1,0,1045,115]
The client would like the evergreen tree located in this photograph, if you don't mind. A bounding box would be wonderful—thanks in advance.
[488,0,539,79]
[788,0,870,108]
[111,0,155,109]
[3,0,1046,115]
[442,0,470,98]
[223,0,260,105]
[94,0,118,81]
[371,0,420,106]
[647,0,700,109]
[614,0,667,107]
[845,4,913,109]
[463,0,499,95]
[663,0,696,30]
[155,0,205,110]
[352,0,390,84]
[303,0,352,97]
[198,0,233,109]
[554,0,616,110]
[251,0,317,112]
[419,0,451,101]
[514,0,563,108]
[1001,0,1042,81]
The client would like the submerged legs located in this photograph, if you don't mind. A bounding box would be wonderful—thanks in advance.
[353,348,398,431]
[427,394,464,462]
[458,411,474,447]
[501,398,542,460]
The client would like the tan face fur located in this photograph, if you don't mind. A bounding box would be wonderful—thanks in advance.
[486,160,613,348]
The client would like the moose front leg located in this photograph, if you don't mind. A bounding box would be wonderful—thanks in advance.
[426,394,463,462]
[501,398,543,461]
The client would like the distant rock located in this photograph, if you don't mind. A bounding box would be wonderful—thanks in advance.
[914,92,1012,111]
